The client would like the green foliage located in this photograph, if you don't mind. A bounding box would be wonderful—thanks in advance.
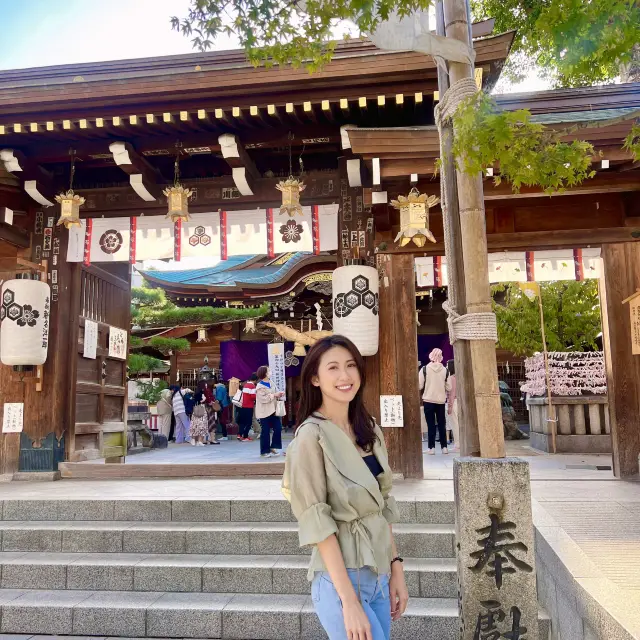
[147,336,191,354]
[128,353,165,374]
[131,287,167,307]
[171,0,431,71]
[623,123,640,162]
[451,92,596,193]
[135,303,270,329]
[492,281,601,357]
[472,0,640,88]
[130,335,144,349]
[135,379,169,405]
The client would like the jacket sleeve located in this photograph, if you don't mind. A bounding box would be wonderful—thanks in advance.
[374,426,401,524]
[281,424,339,547]
[256,384,275,404]
[445,373,452,393]
[418,366,425,392]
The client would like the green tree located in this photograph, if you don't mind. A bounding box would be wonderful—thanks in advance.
[492,281,601,357]
[172,0,639,87]
[171,0,638,193]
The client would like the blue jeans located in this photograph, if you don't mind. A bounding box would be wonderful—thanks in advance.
[259,413,282,454]
[312,569,391,640]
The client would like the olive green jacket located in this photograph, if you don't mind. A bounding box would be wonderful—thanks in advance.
[281,415,400,580]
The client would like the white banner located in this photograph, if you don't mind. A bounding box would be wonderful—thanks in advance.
[67,220,86,262]
[83,319,98,359]
[267,342,286,399]
[227,209,267,257]
[273,206,313,254]
[318,203,339,251]
[135,216,174,261]
[90,218,131,262]
[488,252,527,283]
[180,212,221,259]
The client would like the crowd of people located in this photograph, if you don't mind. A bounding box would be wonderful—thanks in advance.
[154,367,286,458]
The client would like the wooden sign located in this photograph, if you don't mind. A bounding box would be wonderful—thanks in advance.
[622,290,640,356]
[3,403,24,433]
[83,319,98,359]
[380,395,404,427]
[108,326,128,360]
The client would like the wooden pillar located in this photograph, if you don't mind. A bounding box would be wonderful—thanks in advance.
[601,243,640,478]
[378,254,422,478]
[441,0,505,458]
[169,352,178,385]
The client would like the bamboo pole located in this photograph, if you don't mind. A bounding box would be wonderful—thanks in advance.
[538,291,557,453]
[435,1,480,457]
[442,0,505,458]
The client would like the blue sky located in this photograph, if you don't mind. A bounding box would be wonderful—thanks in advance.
[0,0,238,71]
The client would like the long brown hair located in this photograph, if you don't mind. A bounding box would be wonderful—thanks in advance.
[297,335,377,452]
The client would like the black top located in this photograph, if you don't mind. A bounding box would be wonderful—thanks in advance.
[362,454,384,478]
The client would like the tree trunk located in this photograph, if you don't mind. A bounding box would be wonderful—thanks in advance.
[620,43,640,83]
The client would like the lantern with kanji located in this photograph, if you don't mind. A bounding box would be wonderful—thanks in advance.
[276,177,306,217]
[1,279,51,366]
[55,190,84,229]
[391,187,439,247]
[196,327,208,343]
[163,184,193,223]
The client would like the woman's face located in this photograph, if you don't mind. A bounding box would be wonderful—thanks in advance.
[312,346,361,405]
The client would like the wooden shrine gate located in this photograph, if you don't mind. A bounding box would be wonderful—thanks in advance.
[67,263,130,462]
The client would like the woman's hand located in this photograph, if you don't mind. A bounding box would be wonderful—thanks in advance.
[342,598,373,640]
[389,563,409,621]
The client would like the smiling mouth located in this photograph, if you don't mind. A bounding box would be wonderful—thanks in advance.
[336,385,353,391]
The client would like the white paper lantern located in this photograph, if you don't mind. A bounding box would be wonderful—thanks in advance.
[332,265,379,356]
[0,279,51,366]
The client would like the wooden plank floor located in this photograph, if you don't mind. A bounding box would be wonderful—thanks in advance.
[59,462,285,478]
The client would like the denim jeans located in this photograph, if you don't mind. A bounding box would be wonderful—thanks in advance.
[174,413,191,443]
[259,413,282,454]
[312,569,391,640]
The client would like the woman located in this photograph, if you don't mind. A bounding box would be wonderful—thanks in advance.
[282,335,408,640]
[255,366,284,458]
[446,359,459,452]
[170,384,191,444]
[419,348,451,455]
[213,378,230,441]
[190,380,212,446]
[156,388,173,440]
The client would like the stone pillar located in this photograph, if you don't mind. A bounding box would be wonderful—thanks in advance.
[455,458,538,640]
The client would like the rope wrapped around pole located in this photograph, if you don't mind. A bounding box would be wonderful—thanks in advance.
[435,77,498,344]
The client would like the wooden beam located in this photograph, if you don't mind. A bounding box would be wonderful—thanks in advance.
[0,148,56,207]
[218,133,260,196]
[601,243,640,478]
[0,221,30,248]
[108,141,162,201]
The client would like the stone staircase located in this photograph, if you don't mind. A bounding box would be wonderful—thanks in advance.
[0,498,547,639]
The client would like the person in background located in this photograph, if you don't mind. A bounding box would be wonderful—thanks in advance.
[255,365,284,458]
[203,379,220,445]
[237,373,258,441]
[419,348,451,455]
[190,380,211,446]
[182,388,195,419]
[170,384,191,444]
[156,388,173,440]
[213,377,231,441]
[446,359,459,452]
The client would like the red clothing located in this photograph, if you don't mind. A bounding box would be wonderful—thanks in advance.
[241,381,257,408]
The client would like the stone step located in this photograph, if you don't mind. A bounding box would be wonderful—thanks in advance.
[0,589,550,639]
[0,500,455,526]
[0,552,458,598]
[0,522,456,558]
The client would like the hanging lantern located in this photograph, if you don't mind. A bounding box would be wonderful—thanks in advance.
[56,152,84,229]
[164,142,193,223]
[196,327,208,343]
[163,184,193,223]
[276,177,306,217]
[1,279,51,366]
[244,318,257,333]
[55,190,84,229]
[391,187,439,247]
[332,263,379,356]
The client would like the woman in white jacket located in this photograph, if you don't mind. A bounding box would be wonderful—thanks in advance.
[418,348,451,455]
[156,388,173,440]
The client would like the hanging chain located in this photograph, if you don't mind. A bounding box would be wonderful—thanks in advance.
[287,131,294,178]
[174,141,182,186]
[68,148,76,192]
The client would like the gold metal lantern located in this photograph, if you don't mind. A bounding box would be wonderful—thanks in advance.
[164,184,193,223]
[391,187,440,247]
[55,190,85,229]
[276,177,306,217]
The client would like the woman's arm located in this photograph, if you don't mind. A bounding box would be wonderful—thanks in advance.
[388,526,409,621]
